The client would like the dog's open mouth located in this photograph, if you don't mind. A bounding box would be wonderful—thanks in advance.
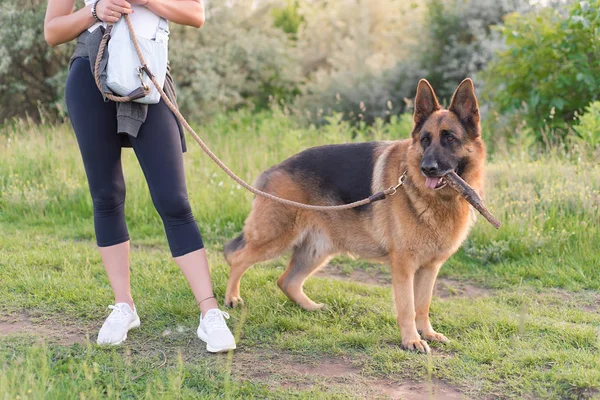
[424,177,446,190]
[424,168,461,190]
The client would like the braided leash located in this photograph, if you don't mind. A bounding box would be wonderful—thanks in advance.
[93,15,405,211]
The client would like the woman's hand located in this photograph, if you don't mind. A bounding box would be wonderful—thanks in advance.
[128,0,151,6]
[95,0,134,24]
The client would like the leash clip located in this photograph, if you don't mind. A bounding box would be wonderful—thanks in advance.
[387,171,407,196]
[136,66,149,91]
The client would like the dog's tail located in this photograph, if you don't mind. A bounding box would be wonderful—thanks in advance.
[223,232,246,265]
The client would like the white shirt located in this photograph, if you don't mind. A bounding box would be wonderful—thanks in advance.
[85,1,163,39]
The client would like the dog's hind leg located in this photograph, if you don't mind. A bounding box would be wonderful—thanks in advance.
[277,230,332,311]
[223,233,252,308]
[224,201,298,308]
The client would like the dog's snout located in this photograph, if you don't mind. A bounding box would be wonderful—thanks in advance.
[420,159,439,176]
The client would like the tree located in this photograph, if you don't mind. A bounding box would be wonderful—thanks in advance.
[293,0,426,125]
[0,0,73,122]
[142,1,301,120]
[481,0,600,140]
[418,0,531,102]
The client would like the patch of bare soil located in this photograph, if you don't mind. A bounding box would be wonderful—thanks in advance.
[544,289,600,313]
[316,265,491,302]
[583,294,600,313]
[374,378,464,400]
[434,278,491,299]
[316,264,390,286]
[231,349,465,399]
[0,313,89,345]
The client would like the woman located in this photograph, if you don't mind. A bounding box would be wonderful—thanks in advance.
[44,0,236,353]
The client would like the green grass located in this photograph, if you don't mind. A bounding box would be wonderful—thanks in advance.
[1,111,599,399]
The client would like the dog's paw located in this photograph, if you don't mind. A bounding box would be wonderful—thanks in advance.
[224,295,244,308]
[401,339,431,354]
[421,331,449,343]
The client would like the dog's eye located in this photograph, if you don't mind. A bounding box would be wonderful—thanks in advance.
[421,137,430,144]
[447,136,454,142]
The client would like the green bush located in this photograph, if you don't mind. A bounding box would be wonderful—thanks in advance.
[293,62,424,126]
[293,0,528,127]
[0,0,73,123]
[291,0,426,126]
[481,0,600,142]
[272,0,303,38]
[169,1,300,121]
[0,0,299,124]
[419,0,531,102]
[573,101,600,150]
[1,0,583,141]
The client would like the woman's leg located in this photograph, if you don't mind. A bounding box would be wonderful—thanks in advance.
[99,242,134,308]
[174,249,218,314]
[129,99,217,312]
[65,58,134,309]
[130,99,235,352]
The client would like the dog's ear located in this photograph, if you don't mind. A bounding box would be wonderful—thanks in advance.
[413,79,440,129]
[449,78,480,137]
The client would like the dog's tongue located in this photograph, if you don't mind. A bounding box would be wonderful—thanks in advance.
[425,177,442,190]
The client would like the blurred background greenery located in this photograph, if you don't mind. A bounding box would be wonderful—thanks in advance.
[0,0,598,157]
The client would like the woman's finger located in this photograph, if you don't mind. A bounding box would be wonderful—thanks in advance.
[108,5,133,14]
[104,15,121,24]
[98,8,120,21]
[95,0,119,22]
[112,0,132,9]
[96,0,135,22]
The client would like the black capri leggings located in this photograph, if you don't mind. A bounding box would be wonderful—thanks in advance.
[65,57,203,257]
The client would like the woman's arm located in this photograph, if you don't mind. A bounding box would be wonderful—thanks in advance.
[44,0,92,46]
[44,0,134,47]
[138,0,205,28]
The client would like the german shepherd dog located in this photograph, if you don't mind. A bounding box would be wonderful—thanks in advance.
[223,78,485,353]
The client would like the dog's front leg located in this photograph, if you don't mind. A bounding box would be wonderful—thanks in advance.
[390,251,430,353]
[414,262,449,343]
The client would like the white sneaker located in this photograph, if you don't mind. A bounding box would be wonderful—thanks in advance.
[96,303,140,345]
[197,309,237,353]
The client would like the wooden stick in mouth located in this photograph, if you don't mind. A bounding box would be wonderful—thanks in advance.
[443,171,501,229]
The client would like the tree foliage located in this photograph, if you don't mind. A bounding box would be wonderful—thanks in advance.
[481,0,600,138]
[574,101,600,150]
[419,0,531,102]
[168,1,300,120]
[293,0,426,125]
[293,0,529,126]
[0,0,73,122]
[272,0,303,38]
[1,0,595,154]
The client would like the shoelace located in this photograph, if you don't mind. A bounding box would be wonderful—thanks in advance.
[105,305,131,326]
[203,310,230,331]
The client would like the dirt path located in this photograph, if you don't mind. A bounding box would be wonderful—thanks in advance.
[232,349,465,399]
[316,264,492,300]
[0,310,467,399]
[0,312,89,345]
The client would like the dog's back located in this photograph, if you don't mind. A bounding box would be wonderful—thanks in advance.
[250,142,390,211]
